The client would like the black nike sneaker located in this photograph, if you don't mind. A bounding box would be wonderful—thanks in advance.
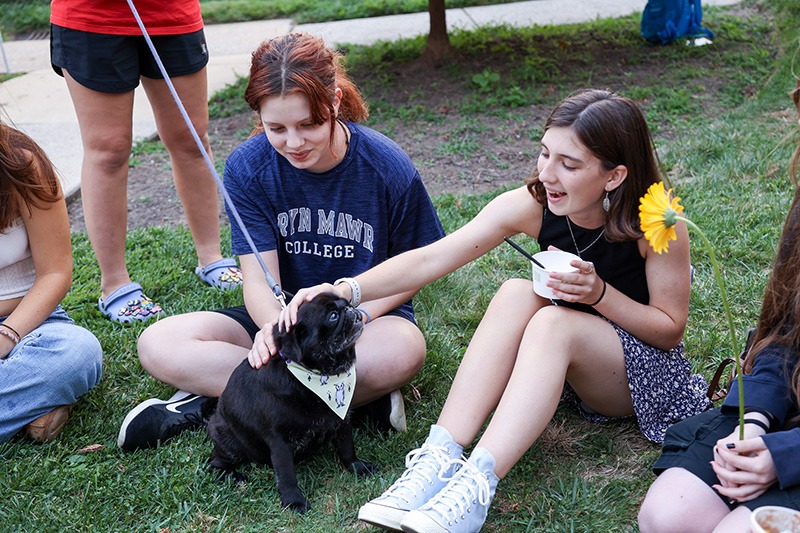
[351,389,407,433]
[117,391,209,452]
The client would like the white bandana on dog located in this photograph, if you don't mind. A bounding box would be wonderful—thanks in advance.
[285,360,356,420]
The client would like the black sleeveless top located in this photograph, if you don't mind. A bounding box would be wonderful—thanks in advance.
[537,208,649,315]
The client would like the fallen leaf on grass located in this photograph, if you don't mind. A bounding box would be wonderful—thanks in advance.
[76,444,105,453]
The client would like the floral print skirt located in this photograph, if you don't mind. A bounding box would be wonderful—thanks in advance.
[563,320,711,443]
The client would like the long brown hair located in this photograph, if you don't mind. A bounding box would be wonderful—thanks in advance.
[791,80,800,185]
[0,121,61,230]
[745,79,800,413]
[244,33,368,141]
[525,89,664,241]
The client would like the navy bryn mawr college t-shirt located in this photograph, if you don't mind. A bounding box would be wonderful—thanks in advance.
[224,121,445,320]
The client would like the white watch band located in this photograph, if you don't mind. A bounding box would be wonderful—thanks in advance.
[334,277,362,307]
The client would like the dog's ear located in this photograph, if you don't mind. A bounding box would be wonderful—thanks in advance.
[292,319,325,365]
[276,321,316,364]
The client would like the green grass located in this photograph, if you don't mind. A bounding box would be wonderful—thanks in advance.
[0,72,22,83]
[3,0,800,530]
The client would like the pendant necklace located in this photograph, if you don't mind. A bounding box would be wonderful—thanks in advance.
[566,217,605,258]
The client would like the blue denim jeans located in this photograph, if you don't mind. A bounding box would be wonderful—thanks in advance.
[0,306,103,442]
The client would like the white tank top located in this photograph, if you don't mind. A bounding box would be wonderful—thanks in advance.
[0,218,36,300]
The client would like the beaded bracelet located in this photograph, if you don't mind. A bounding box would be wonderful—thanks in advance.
[743,418,770,432]
[1,323,20,338]
[0,327,20,346]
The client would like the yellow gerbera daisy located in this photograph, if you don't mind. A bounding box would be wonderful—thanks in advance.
[639,181,684,254]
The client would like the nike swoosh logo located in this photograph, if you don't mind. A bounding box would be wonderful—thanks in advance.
[166,396,200,413]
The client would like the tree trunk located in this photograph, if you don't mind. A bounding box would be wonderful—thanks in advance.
[422,0,455,63]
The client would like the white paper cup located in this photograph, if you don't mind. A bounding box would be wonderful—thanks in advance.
[531,250,581,299]
[750,506,800,533]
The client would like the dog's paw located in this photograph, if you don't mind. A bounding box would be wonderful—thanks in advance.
[349,459,379,477]
[210,464,248,485]
[282,496,311,514]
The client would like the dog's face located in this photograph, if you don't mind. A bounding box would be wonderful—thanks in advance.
[273,293,363,376]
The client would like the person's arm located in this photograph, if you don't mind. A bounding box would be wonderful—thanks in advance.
[240,250,283,328]
[723,344,795,424]
[0,178,71,359]
[762,428,800,488]
[239,250,285,368]
[282,186,543,326]
[589,221,691,350]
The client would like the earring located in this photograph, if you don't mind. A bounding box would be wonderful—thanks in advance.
[602,191,610,212]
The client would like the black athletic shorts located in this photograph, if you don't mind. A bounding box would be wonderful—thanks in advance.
[212,305,416,342]
[652,407,800,511]
[50,24,208,94]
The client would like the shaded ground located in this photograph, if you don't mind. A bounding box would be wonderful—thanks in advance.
[66,4,770,232]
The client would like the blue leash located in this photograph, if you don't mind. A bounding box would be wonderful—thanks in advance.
[125,0,287,309]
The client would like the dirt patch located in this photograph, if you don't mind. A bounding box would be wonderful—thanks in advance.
[66,4,771,232]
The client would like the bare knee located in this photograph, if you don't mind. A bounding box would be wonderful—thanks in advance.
[495,278,535,302]
[137,319,177,379]
[638,495,681,533]
[161,126,210,160]
[84,135,133,173]
[638,468,726,533]
[394,321,426,381]
[356,317,426,390]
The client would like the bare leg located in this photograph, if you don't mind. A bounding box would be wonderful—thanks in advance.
[63,71,135,298]
[437,279,546,446]
[350,315,426,406]
[139,311,425,401]
[712,506,752,533]
[440,278,632,478]
[639,467,731,532]
[138,312,252,397]
[476,304,630,477]
[141,68,223,269]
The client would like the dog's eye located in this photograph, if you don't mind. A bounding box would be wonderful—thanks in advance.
[328,311,339,322]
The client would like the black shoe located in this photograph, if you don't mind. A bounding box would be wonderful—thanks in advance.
[117,391,209,451]
[351,390,407,433]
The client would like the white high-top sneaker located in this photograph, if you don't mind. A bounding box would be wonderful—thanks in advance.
[358,425,463,531]
[400,447,499,533]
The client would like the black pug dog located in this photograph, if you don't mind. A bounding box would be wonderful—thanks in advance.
[206,292,377,512]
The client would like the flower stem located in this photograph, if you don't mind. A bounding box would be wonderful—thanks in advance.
[677,216,744,440]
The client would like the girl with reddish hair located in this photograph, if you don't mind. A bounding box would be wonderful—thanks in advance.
[117,33,444,452]
[282,89,709,532]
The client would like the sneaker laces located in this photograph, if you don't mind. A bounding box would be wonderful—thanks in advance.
[379,443,458,504]
[161,408,207,440]
[424,458,491,524]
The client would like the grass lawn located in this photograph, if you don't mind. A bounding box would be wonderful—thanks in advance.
[3,0,800,531]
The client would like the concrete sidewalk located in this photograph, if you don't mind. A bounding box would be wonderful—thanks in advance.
[0,0,740,200]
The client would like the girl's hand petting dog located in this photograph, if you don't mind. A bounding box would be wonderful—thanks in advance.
[248,321,278,369]
[280,282,341,332]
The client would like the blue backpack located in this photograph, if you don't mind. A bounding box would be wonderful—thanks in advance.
[641,0,715,45]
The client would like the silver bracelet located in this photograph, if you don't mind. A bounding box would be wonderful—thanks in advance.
[334,277,362,307]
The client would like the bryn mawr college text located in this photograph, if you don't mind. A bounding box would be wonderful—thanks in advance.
[278,208,374,258]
